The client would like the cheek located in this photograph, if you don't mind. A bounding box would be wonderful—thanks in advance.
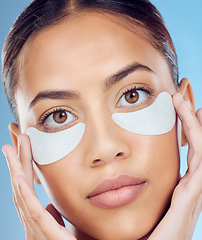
[35,160,106,236]
[35,159,80,198]
[125,125,180,230]
[127,123,180,180]
[135,125,180,193]
[33,153,88,223]
[148,127,180,181]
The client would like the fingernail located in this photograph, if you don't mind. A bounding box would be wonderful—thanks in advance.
[17,135,22,154]
[177,93,183,101]
[18,135,22,145]
[185,101,193,110]
[2,146,7,157]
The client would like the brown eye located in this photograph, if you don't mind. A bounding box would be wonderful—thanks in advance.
[53,110,67,124]
[43,109,76,127]
[125,90,139,104]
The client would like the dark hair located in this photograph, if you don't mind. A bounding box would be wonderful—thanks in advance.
[1,0,178,121]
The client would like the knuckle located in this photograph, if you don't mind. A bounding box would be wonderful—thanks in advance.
[29,208,44,225]
[30,211,41,224]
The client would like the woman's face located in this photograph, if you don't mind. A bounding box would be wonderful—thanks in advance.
[15,12,180,240]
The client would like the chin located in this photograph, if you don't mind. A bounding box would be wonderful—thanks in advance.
[72,210,159,240]
[77,225,153,240]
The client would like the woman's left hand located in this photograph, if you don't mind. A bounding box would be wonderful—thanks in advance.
[149,93,202,240]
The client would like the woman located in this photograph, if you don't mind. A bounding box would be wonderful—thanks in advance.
[1,0,202,239]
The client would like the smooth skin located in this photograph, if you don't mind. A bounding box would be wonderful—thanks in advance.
[2,12,202,240]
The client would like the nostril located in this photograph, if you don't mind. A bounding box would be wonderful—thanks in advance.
[93,159,102,165]
[91,152,127,167]
[116,152,124,157]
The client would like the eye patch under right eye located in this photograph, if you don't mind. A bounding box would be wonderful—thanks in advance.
[26,123,85,165]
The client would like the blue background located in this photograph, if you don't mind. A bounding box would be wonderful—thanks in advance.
[0,0,201,239]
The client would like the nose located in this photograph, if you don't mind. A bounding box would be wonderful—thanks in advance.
[84,113,130,168]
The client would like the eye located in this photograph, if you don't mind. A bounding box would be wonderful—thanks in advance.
[44,110,76,127]
[118,89,148,107]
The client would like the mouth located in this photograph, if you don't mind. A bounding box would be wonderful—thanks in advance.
[87,175,146,209]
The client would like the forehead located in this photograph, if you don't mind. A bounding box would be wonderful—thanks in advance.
[19,11,171,88]
[24,11,149,59]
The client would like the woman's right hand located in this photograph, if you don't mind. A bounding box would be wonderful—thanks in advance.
[2,134,76,240]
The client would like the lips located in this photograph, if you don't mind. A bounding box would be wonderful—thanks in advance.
[87,175,146,209]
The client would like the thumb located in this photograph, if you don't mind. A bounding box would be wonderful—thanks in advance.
[46,204,65,227]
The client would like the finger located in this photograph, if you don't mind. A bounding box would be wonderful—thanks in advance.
[18,134,34,188]
[16,175,76,240]
[2,144,26,180]
[173,93,202,151]
[173,94,202,172]
[2,144,31,212]
[2,145,38,229]
[13,177,36,229]
[13,185,39,240]
[2,143,37,209]
[13,192,26,228]
[180,162,202,209]
[196,108,202,126]
[14,176,50,239]
[46,204,65,227]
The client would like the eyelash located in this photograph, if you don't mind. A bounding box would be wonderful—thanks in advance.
[37,107,72,126]
[119,85,155,100]
[37,86,155,126]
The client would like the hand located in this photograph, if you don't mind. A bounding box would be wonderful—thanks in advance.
[149,93,202,240]
[2,135,76,240]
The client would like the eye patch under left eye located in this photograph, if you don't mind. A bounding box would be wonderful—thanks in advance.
[26,123,85,165]
[112,92,176,135]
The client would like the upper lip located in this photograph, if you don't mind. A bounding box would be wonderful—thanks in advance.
[87,174,146,198]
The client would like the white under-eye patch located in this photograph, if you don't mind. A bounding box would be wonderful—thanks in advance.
[112,92,176,135]
[26,123,85,165]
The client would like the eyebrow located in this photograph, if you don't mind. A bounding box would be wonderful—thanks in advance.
[29,90,80,109]
[29,62,154,109]
[104,62,154,90]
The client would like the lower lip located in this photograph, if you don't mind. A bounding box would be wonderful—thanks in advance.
[88,183,145,209]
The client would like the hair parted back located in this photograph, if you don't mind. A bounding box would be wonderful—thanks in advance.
[1,0,178,122]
